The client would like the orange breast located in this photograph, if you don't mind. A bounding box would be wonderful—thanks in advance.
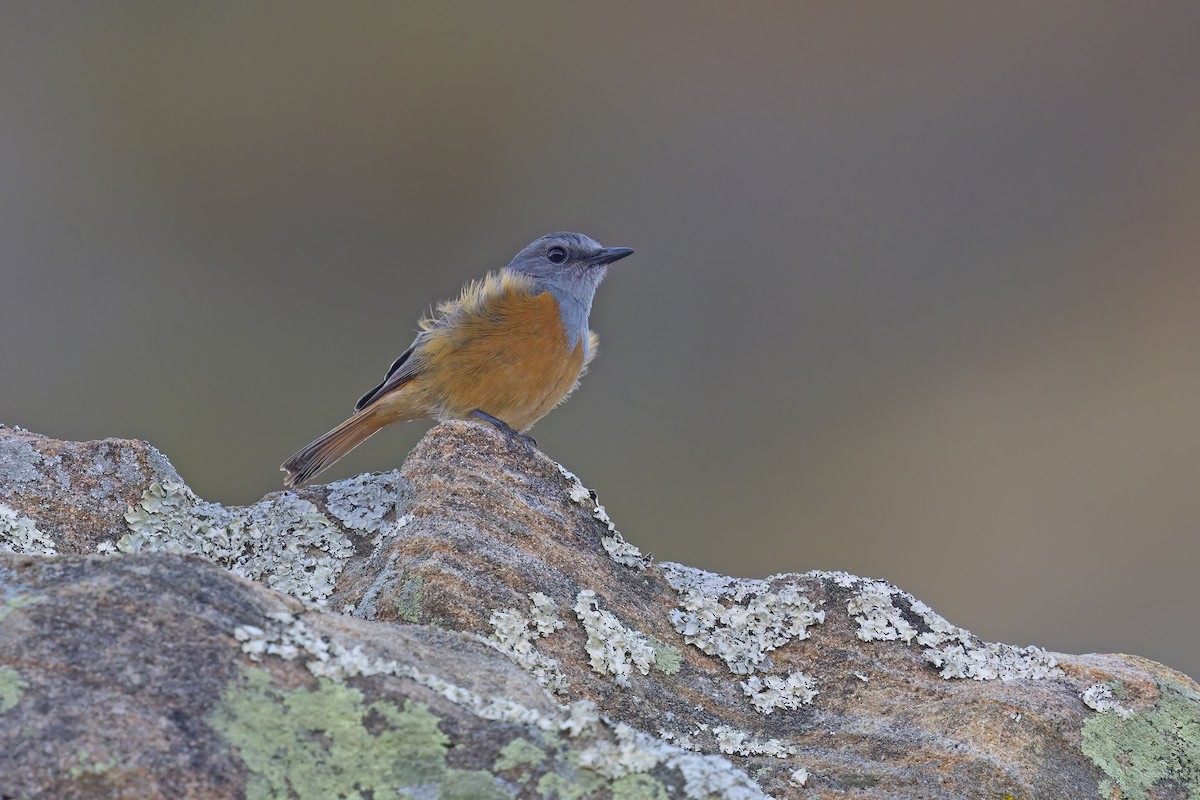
[415,286,587,431]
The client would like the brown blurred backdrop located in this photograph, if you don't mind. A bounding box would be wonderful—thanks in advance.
[2,3,1198,677]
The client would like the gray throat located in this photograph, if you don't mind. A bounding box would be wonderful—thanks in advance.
[545,285,594,356]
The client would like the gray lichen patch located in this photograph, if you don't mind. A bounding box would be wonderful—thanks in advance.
[846,579,920,643]
[0,504,56,555]
[556,464,650,571]
[1081,677,1200,799]
[847,579,1063,681]
[600,533,649,570]
[662,563,824,676]
[0,438,44,496]
[664,721,796,761]
[575,723,770,799]
[323,470,408,540]
[1081,682,1132,718]
[710,725,795,758]
[740,671,818,714]
[118,481,352,607]
[489,592,567,692]
[83,441,150,502]
[348,551,400,620]
[574,590,656,687]
[115,444,147,487]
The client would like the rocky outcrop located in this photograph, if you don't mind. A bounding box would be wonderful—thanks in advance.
[1,422,1196,799]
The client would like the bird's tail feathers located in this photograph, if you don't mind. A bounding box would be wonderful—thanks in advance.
[281,407,387,487]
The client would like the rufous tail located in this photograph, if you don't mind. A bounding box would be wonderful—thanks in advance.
[281,407,388,487]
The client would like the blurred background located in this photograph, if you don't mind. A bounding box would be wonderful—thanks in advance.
[2,3,1198,677]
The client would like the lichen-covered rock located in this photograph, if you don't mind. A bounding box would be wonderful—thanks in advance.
[0,554,763,799]
[1,421,1197,799]
[0,425,179,551]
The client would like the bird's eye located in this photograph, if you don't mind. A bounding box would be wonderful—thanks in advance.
[547,246,568,264]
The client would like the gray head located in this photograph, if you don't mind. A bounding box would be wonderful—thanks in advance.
[503,232,633,350]
[505,232,633,305]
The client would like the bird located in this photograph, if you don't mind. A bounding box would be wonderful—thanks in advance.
[281,231,634,487]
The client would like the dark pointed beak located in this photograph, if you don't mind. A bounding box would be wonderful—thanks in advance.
[592,246,635,266]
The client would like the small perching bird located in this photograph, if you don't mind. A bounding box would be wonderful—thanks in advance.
[281,231,633,487]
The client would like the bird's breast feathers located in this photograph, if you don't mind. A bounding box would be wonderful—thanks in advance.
[412,271,597,429]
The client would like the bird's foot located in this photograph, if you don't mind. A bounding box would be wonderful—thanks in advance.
[469,410,538,448]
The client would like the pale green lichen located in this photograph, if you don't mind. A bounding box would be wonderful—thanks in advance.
[647,637,682,677]
[0,665,27,713]
[1081,677,1200,799]
[438,768,511,799]
[494,737,547,772]
[0,503,56,555]
[67,750,119,779]
[119,481,352,607]
[394,575,424,623]
[0,594,34,624]
[209,666,508,800]
[610,773,671,800]
[536,762,609,800]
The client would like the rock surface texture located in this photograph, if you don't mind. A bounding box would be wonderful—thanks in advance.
[1,421,1197,799]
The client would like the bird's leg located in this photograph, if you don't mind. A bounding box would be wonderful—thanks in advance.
[470,410,538,448]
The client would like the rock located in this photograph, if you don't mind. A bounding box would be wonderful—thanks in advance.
[1,421,1197,799]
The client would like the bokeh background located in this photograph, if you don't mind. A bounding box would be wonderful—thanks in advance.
[2,3,1198,677]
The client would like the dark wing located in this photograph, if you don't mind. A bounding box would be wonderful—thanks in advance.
[354,336,425,411]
